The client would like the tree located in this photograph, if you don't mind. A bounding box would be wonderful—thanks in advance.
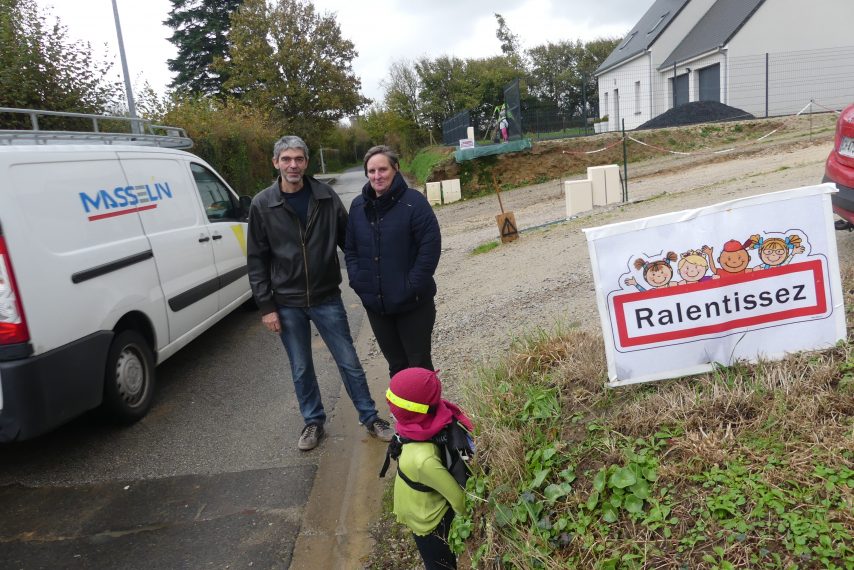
[382,59,421,128]
[162,95,280,194]
[463,56,523,136]
[220,0,368,143]
[377,59,430,154]
[527,40,584,115]
[414,54,520,140]
[494,13,520,58]
[414,55,469,136]
[164,0,243,96]
[0,0,120,121]
[526,37,620,119]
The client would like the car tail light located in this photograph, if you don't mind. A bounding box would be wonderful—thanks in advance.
[0,235,29,344]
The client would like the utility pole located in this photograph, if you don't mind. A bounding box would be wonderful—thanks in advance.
[319,147,327,174]
[112,0,140,134]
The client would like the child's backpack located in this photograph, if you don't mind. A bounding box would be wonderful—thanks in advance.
[379,419,474,491]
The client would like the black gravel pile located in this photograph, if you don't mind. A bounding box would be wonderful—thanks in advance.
[637,101,755,130]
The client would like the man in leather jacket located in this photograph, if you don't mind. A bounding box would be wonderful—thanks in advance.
[247,135,393,451]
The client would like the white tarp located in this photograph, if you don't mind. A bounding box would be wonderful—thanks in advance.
[583,184,846,387]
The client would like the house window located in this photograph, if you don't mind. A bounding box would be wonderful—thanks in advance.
[619,31,637,50]
[604,92,609,118]
[634,81,641,114]
[648,12,669,34]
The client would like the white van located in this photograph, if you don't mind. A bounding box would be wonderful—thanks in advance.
[0,108,253,441]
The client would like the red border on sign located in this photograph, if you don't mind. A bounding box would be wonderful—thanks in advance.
[612,259,827,348]
[88,203,157,221]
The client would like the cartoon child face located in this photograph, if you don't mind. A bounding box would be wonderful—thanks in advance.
[719,249,750,273]
[759,243,787,266]
[646,264,673,287]
[679,260,705,282]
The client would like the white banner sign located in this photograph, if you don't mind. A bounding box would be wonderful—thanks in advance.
[583,184,845,387]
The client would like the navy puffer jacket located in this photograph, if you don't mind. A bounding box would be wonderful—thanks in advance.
[345,172,441,315]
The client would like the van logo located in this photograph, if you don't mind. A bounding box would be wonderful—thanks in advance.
[79,182,173,221]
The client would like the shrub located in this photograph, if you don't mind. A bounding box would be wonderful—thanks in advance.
[163,96,280,195]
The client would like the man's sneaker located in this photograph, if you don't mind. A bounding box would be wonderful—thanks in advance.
[366,418,394,442]
[298,423,324,451]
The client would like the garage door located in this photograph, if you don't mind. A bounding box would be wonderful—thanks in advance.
[672,73,689,107]
[698,64,721,102]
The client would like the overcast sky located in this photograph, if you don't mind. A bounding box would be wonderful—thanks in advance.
[34,0,651,104]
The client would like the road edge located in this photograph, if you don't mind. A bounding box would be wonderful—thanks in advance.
[289,303,390,570]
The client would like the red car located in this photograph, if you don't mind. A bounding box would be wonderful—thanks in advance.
[825,103,854,227]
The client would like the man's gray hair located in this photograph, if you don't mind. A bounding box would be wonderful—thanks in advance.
[363,145,399,176]
[273,135,309,160]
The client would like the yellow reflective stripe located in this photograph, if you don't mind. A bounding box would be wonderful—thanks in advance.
[386,388,430,414]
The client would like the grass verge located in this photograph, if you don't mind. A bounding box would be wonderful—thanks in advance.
[450,287,854,568]
[402,146,454,185]
[366,276,854,570]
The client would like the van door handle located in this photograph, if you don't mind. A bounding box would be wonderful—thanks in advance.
[198,236,210,243]
[212,234,223,240]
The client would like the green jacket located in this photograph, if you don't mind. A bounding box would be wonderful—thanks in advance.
[392,441,466,536]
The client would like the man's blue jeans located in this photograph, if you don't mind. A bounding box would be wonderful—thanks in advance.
[277,295,379,427]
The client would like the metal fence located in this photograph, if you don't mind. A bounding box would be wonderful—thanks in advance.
[504,79,522,141]
[442,110,470,146]
[522,103,601,141]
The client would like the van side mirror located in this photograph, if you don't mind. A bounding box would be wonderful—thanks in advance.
[238,195,252,219]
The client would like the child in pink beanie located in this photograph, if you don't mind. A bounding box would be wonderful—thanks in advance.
[386,367,474,570]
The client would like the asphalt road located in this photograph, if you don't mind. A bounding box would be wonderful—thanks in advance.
[0,168,372,569]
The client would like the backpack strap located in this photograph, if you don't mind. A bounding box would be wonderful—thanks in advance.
[379,434,410,479]
[396,467,436,493]
[379,450,393,478]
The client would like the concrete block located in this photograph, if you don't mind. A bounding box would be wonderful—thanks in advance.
[603,164,621,204]
[564,179,593,217]
[588,165,622,206]
[441,179,461,204]
[425,182,442,205]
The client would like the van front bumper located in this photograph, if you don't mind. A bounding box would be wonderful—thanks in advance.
[0,331,112,442]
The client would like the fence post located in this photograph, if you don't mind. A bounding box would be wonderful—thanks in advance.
[765,51,769,119]
[810,99,813,141]
[622,118,628,202]
[672,63,677,108]
[582,77,588,134]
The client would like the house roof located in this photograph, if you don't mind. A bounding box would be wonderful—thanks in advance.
[595,0,691,76]
[658,0,766,69]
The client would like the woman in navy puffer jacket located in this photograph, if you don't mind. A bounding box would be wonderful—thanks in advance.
[345,146,442,379]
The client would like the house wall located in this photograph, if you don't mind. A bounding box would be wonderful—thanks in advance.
[727,0,851,54]
[598,54,652,131]
[726,0,854,116]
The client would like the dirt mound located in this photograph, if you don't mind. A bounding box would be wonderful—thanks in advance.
[638,101,754,130]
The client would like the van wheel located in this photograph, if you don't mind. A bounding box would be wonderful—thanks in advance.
[103,330,156,424]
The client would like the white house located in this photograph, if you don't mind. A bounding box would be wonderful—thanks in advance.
[595,0,854,131]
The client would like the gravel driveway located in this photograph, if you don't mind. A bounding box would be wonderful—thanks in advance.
[421,137,846,398]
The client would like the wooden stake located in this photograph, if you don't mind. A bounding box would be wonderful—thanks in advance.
[492,172,505,214]
[492,173,518,243]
